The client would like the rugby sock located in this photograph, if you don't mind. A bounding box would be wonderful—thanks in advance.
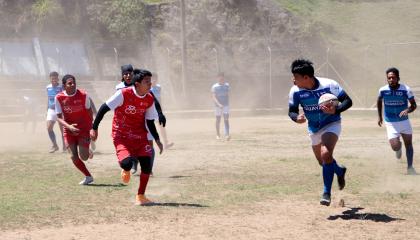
[224,119,230,136]
[216,116,221,136]
[406,145,414,168]
[73,158,91,177]
[138,173,150,195]
[332,160,344,176]
[48,130,57,146]
[322,162,335,194]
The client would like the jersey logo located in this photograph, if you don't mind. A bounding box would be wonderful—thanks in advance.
[63,106,73,113]
[396,91,403,96]
[145,144,152,153]
[125,105,137,114]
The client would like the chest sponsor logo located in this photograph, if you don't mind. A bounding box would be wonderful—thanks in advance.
[63,106,72,113]
[125,105,137,114]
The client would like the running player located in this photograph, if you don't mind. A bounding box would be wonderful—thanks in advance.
[91,69,163,205]
[288,59,352,206]
[211,72,230,140]
[46,71,65,153]
[377,67,417,175]
[55,74,94,185]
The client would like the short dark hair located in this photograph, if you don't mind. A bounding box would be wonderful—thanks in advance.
[49,71,59,77]
[291,59,314,77]
[62,74,76,85]
[386,67,400,79]
[131,69,152,85]
[121,64,133,75]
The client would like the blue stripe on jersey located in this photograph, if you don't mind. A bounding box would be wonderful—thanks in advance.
[379,84,414,122]
[289,77,344,133]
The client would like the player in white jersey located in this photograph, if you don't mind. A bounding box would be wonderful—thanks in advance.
[46,71,65,153]
[211,72,230,140]
[288,59,352,206]
[377,67,417,175]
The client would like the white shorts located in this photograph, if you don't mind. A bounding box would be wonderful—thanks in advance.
[309,121,341,146]
[215,106,230,116]
[46,108,57,121]
[385,119,412,139]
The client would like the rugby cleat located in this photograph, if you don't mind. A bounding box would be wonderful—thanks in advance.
[49,145,59,153]
[79,176,94,185]
[135,194,154,206]
[337,166,347,190]
[407,167,417,175]
[320,193,331,206]
[121,169,131,184]
[396,148,402,159]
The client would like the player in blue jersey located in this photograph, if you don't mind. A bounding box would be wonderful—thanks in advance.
[46,71,65,153]
[211,72,230,140]
[377,67,417,175]
[288,59,353,206]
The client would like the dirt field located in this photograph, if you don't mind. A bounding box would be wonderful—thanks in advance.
[1,113,420,239]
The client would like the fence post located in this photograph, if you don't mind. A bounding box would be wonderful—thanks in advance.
[267,46,272,108]
[212,47,220,73]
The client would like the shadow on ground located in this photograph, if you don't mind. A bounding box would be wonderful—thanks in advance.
[88,183,126,187]
[144,202,208,208]
[328,207,404,222]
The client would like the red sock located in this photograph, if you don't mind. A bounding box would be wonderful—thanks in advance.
[138,173,150,195]
[73,158,91,177]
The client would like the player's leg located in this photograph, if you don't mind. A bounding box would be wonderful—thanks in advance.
[136,155,154,205]
[401,133,415,174]
[158,124,174,149]
[149,140,155,176]
[223,112,230,140]
[215,107,222,139]
[386,122,402,159]
[321,132,346,188]
[58,121,66,152]
[114,141,136,183]
[67,141,93,185]
[47,120,59,152]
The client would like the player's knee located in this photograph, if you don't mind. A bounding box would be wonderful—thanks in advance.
[138,156,152,174]
[320,150,333,163]
[120,157,134,171]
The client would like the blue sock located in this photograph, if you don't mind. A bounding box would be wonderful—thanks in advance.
[332,160,344,176]
[406,145,414,168]
[224,119,230,136]
[322,162,335,194]
[150,147,156,170]
[48,130,57,146]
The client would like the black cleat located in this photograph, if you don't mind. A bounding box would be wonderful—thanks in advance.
[320,193,331,206]
[337,166,347,190]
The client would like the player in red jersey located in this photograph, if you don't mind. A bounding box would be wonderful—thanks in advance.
[91,69,163,205]
[55,74,94,185]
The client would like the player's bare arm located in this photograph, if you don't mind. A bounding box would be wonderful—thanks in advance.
[56,113,80,135]
[399,98,417,117]
[212,93,223,107]
[377,96,383,126]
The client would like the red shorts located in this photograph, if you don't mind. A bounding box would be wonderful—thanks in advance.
[64,132,91,148]
[113,138,152,162]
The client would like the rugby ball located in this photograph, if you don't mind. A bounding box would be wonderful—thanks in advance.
[318,93,339,107]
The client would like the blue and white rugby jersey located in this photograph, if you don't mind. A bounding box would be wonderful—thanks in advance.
[211,82,230,106]
[378,84,414,122]
[288,77,345,133]
[46,84,63,110]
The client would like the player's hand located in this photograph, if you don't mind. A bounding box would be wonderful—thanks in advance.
[90,129,98,141]
[68,124,80,135]
[399,109,409,117]
[378,118,383,127]
[158,113,166,127]
[296,113,306,124]
[155,139,163,154]
[320,104,336,115]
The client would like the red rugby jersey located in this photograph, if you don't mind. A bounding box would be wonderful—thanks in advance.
[55,89,92,135]
[111,87,155,141]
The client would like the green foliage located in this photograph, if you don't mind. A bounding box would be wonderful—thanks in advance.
[87,0,148,40]
[31,0,63,25]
